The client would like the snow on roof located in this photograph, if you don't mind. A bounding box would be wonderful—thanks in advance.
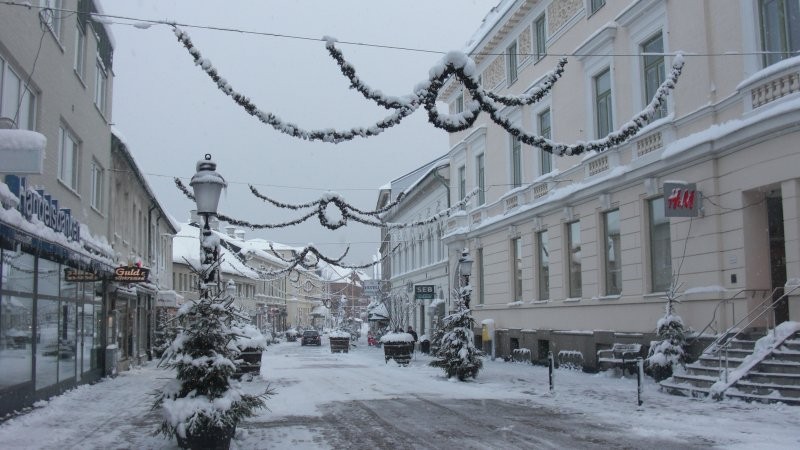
[172,223,259,278]
[462,0,516,55]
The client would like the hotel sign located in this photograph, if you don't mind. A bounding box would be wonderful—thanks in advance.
[112,266,150,283]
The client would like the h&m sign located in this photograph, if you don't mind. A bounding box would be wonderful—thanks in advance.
[4,175,81,242]
[664,182,701,218]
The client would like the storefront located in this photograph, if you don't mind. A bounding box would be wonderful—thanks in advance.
[0,221,114,417]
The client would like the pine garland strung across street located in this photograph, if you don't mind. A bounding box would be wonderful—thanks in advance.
[174,25,685,156]
[177,178,478,231]
[250,185,406,216]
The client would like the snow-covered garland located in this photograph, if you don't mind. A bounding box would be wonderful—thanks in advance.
[384,187,479,230]
[174,26,684,156]
[177,178,477,231]
[249,185,406,217]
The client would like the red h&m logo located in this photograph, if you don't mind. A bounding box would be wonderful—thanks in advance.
[663,182,700,217]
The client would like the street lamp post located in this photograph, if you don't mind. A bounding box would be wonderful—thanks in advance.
[458,249,474,309]
[190,154,227,298]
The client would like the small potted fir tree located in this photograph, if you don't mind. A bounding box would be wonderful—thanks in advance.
[154,289,271,449]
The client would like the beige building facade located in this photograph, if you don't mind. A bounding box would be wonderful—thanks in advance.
[440,0,800,365]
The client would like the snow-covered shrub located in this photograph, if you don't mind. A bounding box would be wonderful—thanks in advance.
[646,294,686,382]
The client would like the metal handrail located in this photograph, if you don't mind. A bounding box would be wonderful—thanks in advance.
[690,289,769,344]
[703,285,799,358]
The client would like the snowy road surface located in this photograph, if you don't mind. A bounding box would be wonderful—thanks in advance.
[1,335,799,449]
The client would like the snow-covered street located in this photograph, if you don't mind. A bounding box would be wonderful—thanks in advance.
[1,335,798,449]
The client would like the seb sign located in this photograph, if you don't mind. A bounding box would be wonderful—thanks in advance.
[414,285,435,300]
[664,182,701,218]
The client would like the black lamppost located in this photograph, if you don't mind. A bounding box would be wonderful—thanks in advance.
[190,154,226,297]
[458,249,474,309]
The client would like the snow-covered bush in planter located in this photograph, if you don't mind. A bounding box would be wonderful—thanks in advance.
[153,291,272,449]
[380,332,414,364]
[429,295,483,381]
[646,289,686,382]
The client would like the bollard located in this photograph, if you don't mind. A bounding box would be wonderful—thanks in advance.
[548,351,555,392]
[636,357,644,407]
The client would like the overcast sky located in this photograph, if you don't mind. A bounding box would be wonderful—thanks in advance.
[102,0,498,267]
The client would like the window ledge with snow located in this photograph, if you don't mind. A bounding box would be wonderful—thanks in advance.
[563,297,582,303]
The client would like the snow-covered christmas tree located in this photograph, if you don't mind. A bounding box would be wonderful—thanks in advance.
[429,284,483,381]
[646,285,686,382]
[154,271,271,447]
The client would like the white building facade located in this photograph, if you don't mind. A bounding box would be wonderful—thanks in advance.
[382,156,452,339]
[440,0,800,365]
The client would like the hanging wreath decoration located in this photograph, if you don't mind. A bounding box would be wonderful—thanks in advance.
[173,26,684,156]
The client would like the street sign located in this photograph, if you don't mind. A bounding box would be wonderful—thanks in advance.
[414,284,435,300]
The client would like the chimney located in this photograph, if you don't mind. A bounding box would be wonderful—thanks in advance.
[225,225,236,238]
[189,210,199,225]
[234,229,245,241]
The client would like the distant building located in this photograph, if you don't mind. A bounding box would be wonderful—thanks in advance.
[379,155,451,338]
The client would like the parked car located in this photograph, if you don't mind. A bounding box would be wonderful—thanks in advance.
[301,330,321,346]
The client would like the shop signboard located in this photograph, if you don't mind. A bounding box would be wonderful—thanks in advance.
[64,268,101,282]
[414,284,435,300]
[664,182,701,218]
[112,266,150,283]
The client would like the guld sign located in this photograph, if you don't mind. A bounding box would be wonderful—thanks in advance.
[112,266,150,283]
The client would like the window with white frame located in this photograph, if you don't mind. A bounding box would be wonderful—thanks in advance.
[94,57,108,115]
[648,197,672,292]
[759,0,800,67]
[603,209,621,295]
[594,68,613,138]
[590,0,606,15]
[0,57,36,130]
[512,237,523,301]
[476,153,485,205]
[458,165,466,203]
[74,21,86,79]
[58,126,79,190]
[477,247,485,305]
[567,221,582,298]
[427,231,433,265]
[511,136,522,188]
[40,0,63,39]
[538,108,552,175]
[534,14,547,61]
[642,33,666,120]
[90,160,104,212]
[506,41,518,85]
[454,93,464,113]
[537,230,549,300]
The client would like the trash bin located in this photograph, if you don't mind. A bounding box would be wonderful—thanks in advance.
[105,345,118,378]
[420,339,430,354]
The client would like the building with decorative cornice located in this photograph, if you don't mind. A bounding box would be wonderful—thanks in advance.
[439,0,800,367]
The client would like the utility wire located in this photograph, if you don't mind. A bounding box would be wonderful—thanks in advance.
[1,1,795,58]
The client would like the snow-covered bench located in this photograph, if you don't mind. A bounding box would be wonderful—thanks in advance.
[597,343,642,374]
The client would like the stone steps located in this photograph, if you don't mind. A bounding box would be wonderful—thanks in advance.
[660,329,800,405]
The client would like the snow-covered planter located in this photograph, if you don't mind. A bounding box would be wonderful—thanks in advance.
[154,292,272,449]
[329,329,351,353]
[381,332,414,365]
